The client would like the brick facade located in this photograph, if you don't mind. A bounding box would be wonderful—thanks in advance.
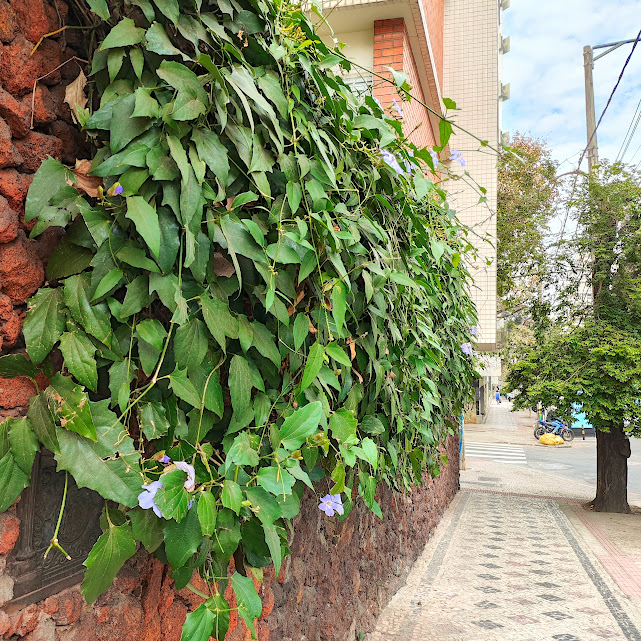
[373,19,438,151]
[421,0,444,89]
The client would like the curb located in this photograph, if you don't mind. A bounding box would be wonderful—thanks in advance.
[533,442,573,448]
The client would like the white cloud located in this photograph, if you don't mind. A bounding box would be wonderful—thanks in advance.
[502,0,641,169]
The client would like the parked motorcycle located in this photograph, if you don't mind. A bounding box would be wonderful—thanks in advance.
[533,418,574,442]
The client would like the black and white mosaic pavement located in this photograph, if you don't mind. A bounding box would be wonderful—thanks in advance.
[367,492,641,641]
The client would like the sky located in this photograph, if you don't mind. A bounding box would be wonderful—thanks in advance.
[502,0,641,172]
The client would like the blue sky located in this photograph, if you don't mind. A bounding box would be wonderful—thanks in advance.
[502,0,641,172]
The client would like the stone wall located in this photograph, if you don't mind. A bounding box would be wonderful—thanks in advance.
[0,0,87,419]
[0,1,461,638]
[0,436,459,641]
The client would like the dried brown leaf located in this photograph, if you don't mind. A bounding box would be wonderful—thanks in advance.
[64,71,87,124]
[287,288,305,316]
[213,252,235,278]
[308,317,317,334]
[347,337,356,361]
[70,158,102,198]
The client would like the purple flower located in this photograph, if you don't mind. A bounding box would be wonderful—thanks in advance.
[113,184,124,195]
[373,96,383,111]
[160,454,171,464]
[449,150,466,167]
[392,99,404,118]
[469,326,479,337]
[138,481,163,518]
[461,342,473,356]
[381,150,404,176]
[318,494,344,517]
[403,150,416,175]
[429,148,440,167]
[174,461,196,492]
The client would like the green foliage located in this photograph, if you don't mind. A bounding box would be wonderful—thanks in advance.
[507,162,641,434]
[507,322,641,432]
[0,0,478,638]
[497,134,558,311]
[82,521,137,604]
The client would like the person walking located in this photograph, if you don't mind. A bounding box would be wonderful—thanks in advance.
[495,387,501,404]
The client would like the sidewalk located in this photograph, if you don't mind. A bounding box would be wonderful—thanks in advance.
[367,404,641,640]
[461,404,596,502]
[367,491,641,641]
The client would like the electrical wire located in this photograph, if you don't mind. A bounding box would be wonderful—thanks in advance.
[550,30,641,262]
[616,95,641,162]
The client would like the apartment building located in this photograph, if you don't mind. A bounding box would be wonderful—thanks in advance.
[315,0,509,419]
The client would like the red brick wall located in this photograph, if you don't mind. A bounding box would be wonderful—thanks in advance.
[0,0,88,419]
[0,4,459,640]
[372,19,437,151]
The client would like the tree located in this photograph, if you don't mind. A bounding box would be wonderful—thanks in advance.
[497,134,558,313]
[507,162,641,513]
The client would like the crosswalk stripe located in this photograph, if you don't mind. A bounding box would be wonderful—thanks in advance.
[465,442,527,466]
[465,448,524,455]
[465,445,522,452]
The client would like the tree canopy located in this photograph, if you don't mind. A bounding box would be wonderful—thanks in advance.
[497,133,558,312]
[506,161,641,512]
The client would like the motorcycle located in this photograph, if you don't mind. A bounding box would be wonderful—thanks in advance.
[533,418,574,442]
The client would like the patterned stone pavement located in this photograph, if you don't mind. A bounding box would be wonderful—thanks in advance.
[367,491,641,641]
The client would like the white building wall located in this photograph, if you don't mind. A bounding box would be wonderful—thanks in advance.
[442,0,502,348]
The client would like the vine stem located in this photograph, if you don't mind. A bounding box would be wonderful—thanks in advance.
[186,583,210,599]
[44,471,71,560]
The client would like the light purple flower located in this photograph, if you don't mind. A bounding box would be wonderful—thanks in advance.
[138,481,163,518]
[381,150,404,176]
[392,99,403,118]
[460,342,473,356]
[403,150,416,175]
[160,454,171,464]
[429,148,440,167]
[373,96,383,111]
[113,184,124,195]
[174,461,196,492]
[318,494,344,517]
[449,150,466,167]
[469,326,479,337]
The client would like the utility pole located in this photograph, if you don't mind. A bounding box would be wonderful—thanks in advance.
[583,36,641,172]
[583,45,598,172]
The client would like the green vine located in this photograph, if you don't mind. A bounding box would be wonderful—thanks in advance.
[0,0,478,637]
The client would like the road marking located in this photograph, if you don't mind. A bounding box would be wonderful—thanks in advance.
[465,442,527,466]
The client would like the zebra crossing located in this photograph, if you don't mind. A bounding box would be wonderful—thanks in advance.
[464,442,528,466]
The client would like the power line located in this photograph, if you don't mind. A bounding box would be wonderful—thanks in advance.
[551,30,641,261]
[616,95,641,162]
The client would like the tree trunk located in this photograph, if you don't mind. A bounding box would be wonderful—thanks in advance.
[592,425,631,513]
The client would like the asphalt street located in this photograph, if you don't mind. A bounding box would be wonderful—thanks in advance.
[523,437,641,498]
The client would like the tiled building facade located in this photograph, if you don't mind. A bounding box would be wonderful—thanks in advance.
[443,0,505,350]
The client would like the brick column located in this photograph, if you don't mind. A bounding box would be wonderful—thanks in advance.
[373,18,437,150]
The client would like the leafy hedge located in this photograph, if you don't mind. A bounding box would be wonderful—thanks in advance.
[0,0,477,637]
